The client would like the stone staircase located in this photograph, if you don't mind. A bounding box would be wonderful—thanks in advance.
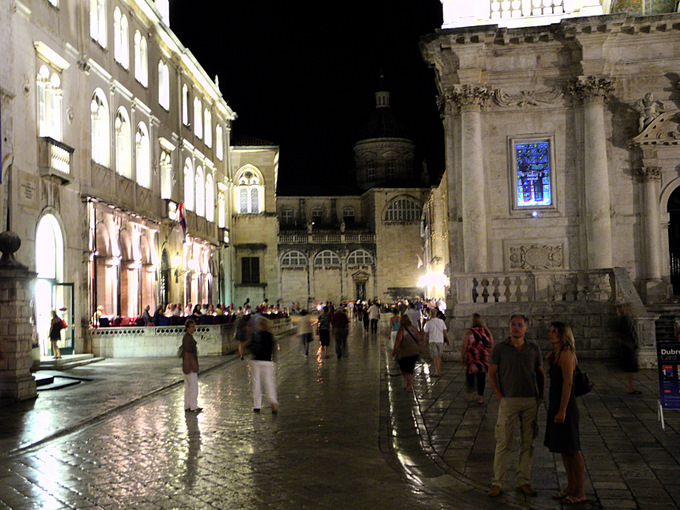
[36,354,105,371]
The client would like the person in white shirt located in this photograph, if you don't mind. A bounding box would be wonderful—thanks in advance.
[404,302,421,332]
[423,307,450,376]
[367,301,381,335]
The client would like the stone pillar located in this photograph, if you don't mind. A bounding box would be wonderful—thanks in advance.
[446,85,493,274]
[636,166,666,302]
[569,76,615,269]
[0,232,37,403]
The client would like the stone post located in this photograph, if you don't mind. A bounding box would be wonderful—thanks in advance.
[0,231,37,403]
[446,84,493,274]
[568,76,615,269]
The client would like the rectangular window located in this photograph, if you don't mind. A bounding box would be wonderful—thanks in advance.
[241,257,260,284]
[511,138,554,209]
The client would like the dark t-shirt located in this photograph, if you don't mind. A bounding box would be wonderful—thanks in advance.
[331,311,349,329]
[318,313,331,331]
[490,338,542,398]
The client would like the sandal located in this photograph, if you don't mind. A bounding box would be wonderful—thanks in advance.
[552,492,568,500]
[561,495,587,505]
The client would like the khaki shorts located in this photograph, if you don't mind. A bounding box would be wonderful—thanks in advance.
[429,342,445,358]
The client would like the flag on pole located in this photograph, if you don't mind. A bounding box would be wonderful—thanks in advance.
[178,201,186,243]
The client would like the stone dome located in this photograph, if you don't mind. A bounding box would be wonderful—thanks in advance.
[357,91,411,141]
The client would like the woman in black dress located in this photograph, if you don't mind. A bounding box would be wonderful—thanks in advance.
[544,321,586,504]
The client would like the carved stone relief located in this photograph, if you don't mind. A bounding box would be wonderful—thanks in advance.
[566,76,614,101]
[508,243,564,270]
[493,88,564,108]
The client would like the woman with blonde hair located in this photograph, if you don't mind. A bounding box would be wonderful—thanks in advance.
[461,313,494,404]
[544,321,586,505]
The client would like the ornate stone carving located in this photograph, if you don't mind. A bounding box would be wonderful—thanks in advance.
[509,243,564,270]
[633,93,665,133]
[439,84,494,114]
[634,166,661,182]
[566,76,614,101]
[630,109,680,146]
[493,88,564,108]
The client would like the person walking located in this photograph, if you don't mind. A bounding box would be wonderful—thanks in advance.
[367,301,380,335]
[249,317,278,414]
[392,315,422,392]
[298,310,313,357]
[487,314,545,498]
[48,310,64,359]
[544,322,587,505]
[331,306,350,358]
[317,306,331,358]
[182,320,202,413]
[461,313,494,404]
[404,302,421,332]
[236,314,252,360]
[389,307,401,350]
[423,308,450,377]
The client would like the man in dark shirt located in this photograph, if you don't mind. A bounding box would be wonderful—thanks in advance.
[487,314,545,498]
[331,306,350,359]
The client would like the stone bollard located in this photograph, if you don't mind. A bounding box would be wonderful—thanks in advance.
[0,231,37,403]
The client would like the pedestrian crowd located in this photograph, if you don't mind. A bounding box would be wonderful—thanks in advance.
[179,294,645,506]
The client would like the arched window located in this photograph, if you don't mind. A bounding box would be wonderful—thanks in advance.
[115,108,132,179]
[386,160,396,179]
[184,158,194,211]
[158,60,169,110]
[90,89,109,166]
[281,251,307,268]
[384,197,421,223]
[37,65,62,141]
[217,191,226,228]
[216,124,223,160]
[205,172,215,222]
[236,169,263,214]
[90,0,107,47]
[134,31,148,86]
[347,249,373,267]
[113,8,129,69]
[193,97,202,138]
[343,206,355,223]
[367,160,377,179]
[182,85,189,126]
[204,108,212,147]
[160,150,172,199]
[195,165,205,217]
[135,123,150,188]
[314,250,341,268]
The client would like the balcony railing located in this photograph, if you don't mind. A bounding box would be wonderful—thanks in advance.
[278,229,375,245]
[441,0,604,29]
[39,137,73,184]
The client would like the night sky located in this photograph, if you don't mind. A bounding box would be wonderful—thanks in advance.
[170,1,444,195]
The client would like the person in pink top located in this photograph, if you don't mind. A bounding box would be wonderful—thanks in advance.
[461,313,494,404]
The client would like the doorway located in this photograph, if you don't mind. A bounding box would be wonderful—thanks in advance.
[668,187,680,295]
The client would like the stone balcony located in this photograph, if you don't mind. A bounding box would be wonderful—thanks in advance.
[441,0,604,29]
[38,137,73,184]
[278,228,375,245]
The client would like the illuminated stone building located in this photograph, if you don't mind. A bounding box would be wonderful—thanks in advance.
[276,86,430,308]
[421,1,680,364]
[0,0,249,355]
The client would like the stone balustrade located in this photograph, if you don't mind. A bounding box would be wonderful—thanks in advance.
[453,269,615,304]
[91,317,293,358]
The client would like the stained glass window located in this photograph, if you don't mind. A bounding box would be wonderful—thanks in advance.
[514,140,552,208]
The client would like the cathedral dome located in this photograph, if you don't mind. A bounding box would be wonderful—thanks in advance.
[357,91,411,141]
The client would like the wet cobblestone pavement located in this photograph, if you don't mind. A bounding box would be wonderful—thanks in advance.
[0,320,679,509]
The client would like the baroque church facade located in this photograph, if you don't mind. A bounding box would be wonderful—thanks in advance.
[422,0,680,365]
[276,88,430,309]
[0,0,275,355]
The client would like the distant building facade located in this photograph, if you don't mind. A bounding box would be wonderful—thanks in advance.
[277,87,430,309]
[422,1,680,364]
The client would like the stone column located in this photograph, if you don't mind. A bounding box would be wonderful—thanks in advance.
[636,166,666,302]
[569,76,615,269]
[0,232,37,403]
[446,85,493,274]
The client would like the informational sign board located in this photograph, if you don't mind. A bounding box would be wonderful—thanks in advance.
[658,342,680,410]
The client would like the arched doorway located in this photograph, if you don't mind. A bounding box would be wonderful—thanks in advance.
[667,187,680,295]
[35,214,72,356]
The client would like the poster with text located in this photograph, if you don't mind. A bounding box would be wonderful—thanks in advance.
[658,342,680,409]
